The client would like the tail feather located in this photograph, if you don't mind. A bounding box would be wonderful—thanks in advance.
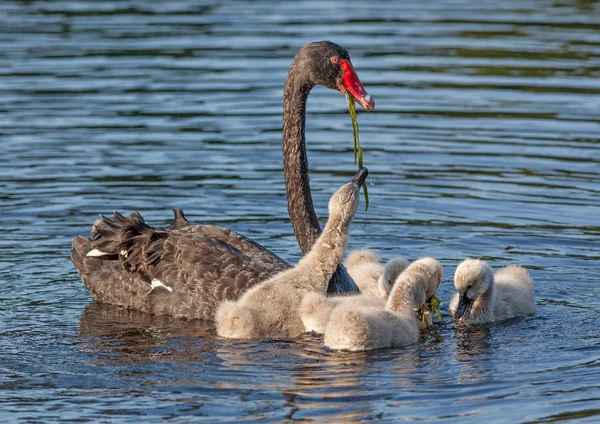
[72,208,192,309]
[74,208,187,278]
[88,211,168,277]
[71,235,121,296]
[71,235,92,272]
[168,207,189,230]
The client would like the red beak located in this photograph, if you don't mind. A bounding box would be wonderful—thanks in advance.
[338,59,375,111]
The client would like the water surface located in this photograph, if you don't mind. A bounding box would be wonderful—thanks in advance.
[1,0,599,422]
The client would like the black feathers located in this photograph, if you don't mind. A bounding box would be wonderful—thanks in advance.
[71,209,291,320]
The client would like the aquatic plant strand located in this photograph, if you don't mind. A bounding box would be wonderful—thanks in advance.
[430,295,444,321]
[421,295,444,329]
[344,90,369,211]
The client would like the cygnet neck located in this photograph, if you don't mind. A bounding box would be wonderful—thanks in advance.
[295,214,352,292]
[386,273,421,320]
[474,274,496,314]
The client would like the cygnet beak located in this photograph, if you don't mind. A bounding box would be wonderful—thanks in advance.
[416,302,430,321]
[352,167,368,187]
[456,292,474,320]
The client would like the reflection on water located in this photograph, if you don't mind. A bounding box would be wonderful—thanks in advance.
[1,0,599,421]
[78,302,216,364]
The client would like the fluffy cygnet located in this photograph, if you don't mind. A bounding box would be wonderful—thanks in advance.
[344,249,384,297]
[300,291,384,334]
[300,256,410,334]
[376,257,443,329]
[344,249,380,269]
[449,259,534,324]
[215,169,367,340]
[323,258,442,351]
[410,257,444,329]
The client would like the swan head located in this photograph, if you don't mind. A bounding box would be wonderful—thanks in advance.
[294,41,375,111]
[328,168,368,222]
[453,259,493,320]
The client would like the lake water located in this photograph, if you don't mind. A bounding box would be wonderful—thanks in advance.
[1,0,599,422]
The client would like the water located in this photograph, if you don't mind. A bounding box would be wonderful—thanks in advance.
[1,0,599,421]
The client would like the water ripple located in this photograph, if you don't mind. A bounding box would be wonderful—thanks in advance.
[1,0,599,421]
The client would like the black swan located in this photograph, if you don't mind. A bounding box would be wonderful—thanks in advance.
[71,41,375,321]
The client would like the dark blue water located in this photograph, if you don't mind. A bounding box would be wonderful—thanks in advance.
[1,0,599,422]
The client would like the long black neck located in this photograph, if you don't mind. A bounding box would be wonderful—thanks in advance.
[282,65,320,254]
[281,61,360,295]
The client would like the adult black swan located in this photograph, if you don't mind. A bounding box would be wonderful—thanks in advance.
[71,41,375,320]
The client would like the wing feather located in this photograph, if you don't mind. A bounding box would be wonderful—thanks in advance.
[72,210,290,320]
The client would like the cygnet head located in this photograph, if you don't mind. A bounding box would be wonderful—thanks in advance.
[407,258,443,319]
[345,249,379,269]
[387,259,430,316]
[412,279,427,311]
[453,258,493,320]
[384,257,411,285]
[377,257,410,298]
[328,168,368,223]
[414,257,444,299]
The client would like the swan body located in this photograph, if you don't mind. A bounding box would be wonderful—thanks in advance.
[300,256,410,334]
[215,169,367,339]
[449,259,534,324]
[71,41,375,320]
[324,258,442,351]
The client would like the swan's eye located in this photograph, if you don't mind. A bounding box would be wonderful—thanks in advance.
[331,56,340,64]
[467,284,473,291]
